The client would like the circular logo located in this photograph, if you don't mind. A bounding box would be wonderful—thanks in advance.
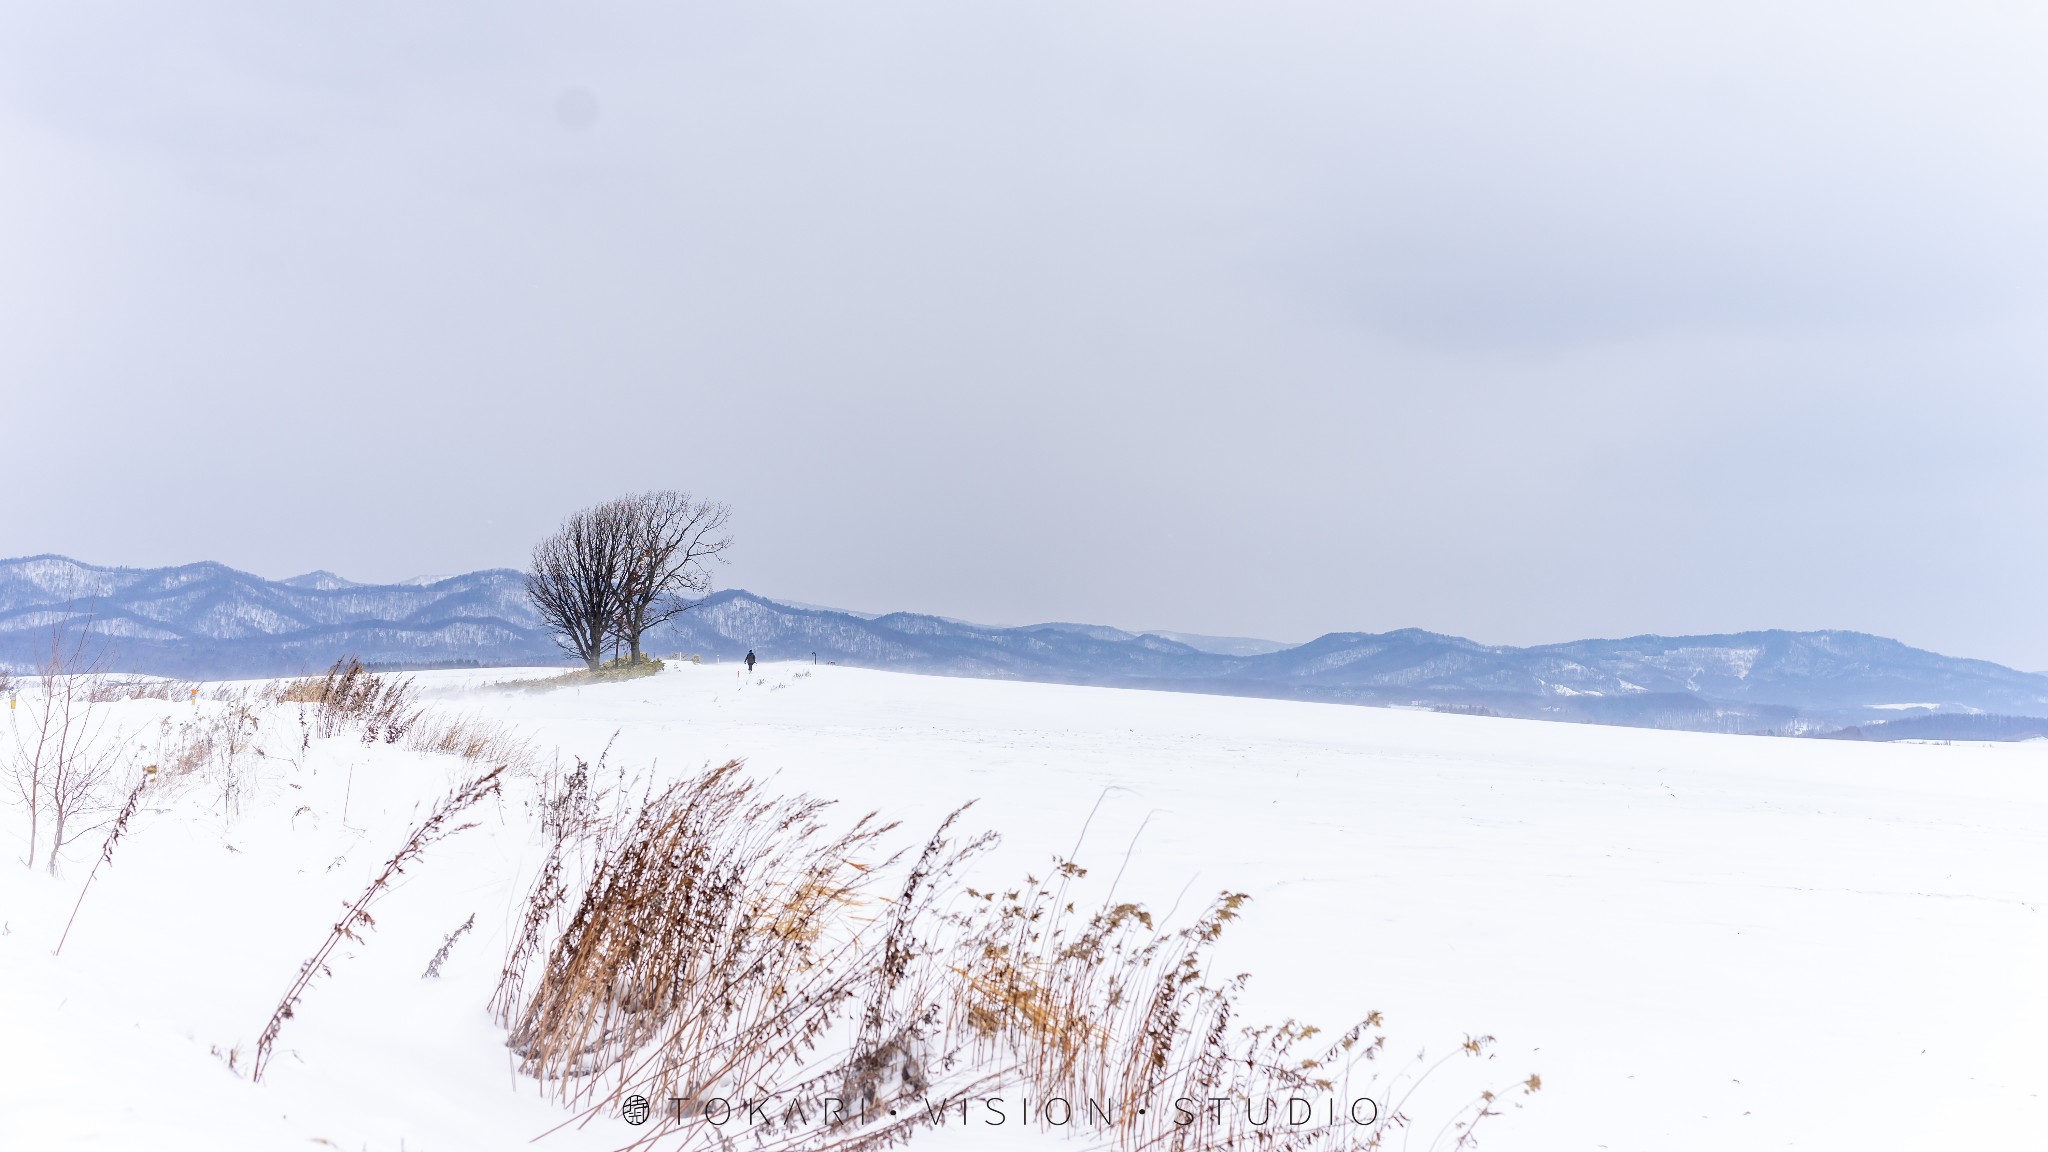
[623,1094,651,1126]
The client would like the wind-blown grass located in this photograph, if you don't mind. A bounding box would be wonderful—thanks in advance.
[496,758,1536,1150]
[250,765,505,1082]
[276,657,421,744]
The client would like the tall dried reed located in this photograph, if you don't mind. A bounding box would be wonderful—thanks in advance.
[53,770,152,956]
[277,657,421,745]
[499,761,1535,1151]
[251,765,505,1082]
[938,857,1532,1150]
[499,759,930,1143]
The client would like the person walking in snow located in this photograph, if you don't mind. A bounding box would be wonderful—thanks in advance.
[745,649,757,673]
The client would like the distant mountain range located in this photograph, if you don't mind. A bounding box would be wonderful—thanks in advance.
[0,555,554,675]
[5,554,2046,739]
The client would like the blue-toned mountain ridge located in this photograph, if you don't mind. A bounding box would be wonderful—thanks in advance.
[4,554,2044,736]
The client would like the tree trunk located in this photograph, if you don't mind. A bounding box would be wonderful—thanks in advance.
[45,806,65,876]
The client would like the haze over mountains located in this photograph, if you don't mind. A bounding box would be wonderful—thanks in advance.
[5,554,2045,739]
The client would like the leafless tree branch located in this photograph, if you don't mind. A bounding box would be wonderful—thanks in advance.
[526,502,635,672]
[525,492,734,670]
[613,491,734,664]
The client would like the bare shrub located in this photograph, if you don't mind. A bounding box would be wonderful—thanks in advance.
[251,765,506,1082]
[279,657,421,744]
[6,610,121,873]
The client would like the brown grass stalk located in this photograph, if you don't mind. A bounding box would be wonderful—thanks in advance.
[936,853,1537,1152]
[52,769,152,957]
[502,761,901,1119]
[276,657,421,745]
[497,759,1031,1152]
[422,912,477,979]
[250,764,505,1082]
[499,759,1534,1151]
[404,711,540,773]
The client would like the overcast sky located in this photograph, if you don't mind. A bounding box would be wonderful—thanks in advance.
[3,2,2046,665]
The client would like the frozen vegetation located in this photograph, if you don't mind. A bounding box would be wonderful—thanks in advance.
[3,661,2042,1148]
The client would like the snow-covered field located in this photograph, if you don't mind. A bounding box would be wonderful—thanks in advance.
[3,661,2044,1150]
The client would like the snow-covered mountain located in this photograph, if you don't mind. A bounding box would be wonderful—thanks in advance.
[6,554,2046,734]
[656,593,2048,732]
[0,554,555,675]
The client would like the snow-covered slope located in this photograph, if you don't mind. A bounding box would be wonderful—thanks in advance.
[2,664,2041,1150]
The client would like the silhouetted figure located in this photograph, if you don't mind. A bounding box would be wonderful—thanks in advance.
[745,649,756,673]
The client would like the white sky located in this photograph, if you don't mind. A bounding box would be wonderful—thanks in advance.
[3,2,2046,665]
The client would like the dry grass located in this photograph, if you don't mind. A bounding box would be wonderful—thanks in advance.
[492,659,665,693]
[938,857,1532,1150]
[498,758,973,1148]
[250,764,506,1082]
[134,693,266,815]
[276,657,421,744]
[82,676,192,703]
[495,756,1013,1150]
[53,771,152,956]
[404,711,541,774]
[495,760,1535,1151]
[422,912,477,979]
[271,658,543,773]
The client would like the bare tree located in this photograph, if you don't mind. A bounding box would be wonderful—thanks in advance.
[7,608,119,874]
[525,501,634,672]
[612,490,733,665]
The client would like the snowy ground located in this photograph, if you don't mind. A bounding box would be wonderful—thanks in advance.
[3,661,2044,1150]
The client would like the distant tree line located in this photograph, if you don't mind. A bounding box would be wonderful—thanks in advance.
[525,491,733,671]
